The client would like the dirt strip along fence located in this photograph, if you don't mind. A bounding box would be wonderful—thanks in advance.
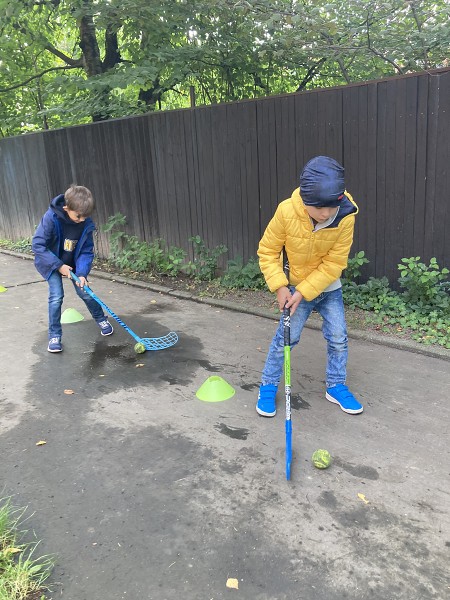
[0,67,449,284]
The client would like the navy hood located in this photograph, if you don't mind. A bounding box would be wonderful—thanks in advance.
[300,156,345,207]
[50,194,72,222]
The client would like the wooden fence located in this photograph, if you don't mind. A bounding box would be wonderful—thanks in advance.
[0,67,449,284]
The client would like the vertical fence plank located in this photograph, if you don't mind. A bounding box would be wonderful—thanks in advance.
[423,75,439,262]
[403,76,419,260]
[342,84,362,254]
[431,72,450,265]
[256,97,279,233]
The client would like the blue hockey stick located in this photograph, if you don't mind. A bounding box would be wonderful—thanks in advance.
[70,272,178,351]
[283,252,292,480]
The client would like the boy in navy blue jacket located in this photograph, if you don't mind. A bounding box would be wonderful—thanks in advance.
[32,185,113,352]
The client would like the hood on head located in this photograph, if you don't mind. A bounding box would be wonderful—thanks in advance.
[300,156,345,207]
[50,194,71,221]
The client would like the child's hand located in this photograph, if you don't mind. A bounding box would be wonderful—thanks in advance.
[276,286,292,311]
[285,290,303,315]
[277,287,303,315]
[76,276,87,289]
[58,264,73,278]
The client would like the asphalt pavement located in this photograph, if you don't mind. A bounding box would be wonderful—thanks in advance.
[0,252,449,600]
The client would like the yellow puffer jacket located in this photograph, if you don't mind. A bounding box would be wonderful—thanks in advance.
[258,187,358,301]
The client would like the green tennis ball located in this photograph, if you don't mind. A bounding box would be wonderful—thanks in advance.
[312,449,332,469]
[134,342,146,354]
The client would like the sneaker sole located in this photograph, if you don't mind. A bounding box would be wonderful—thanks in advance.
[48,347,62,353]
[256,405,277,417]
[100,329,114,336]
[326,392,363,415]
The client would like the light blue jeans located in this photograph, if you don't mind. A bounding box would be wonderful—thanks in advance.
[261,287,348,389]
[48,270,105,339]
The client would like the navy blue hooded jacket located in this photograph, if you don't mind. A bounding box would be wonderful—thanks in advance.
[32,194,96,280]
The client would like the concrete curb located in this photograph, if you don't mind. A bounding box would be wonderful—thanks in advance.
[2,248,449,362]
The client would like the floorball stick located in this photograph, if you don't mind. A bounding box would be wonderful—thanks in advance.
[70,272,178,351]
[283,252,292,480]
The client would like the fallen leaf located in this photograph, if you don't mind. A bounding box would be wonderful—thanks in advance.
[99,374,105,377]
[226,578,239,590]
[358,493,369,504]
[4,547,21,555]
[135,363,145,368]
[150,300,157,304]
[36,440,47,446]
[64,389,75,395]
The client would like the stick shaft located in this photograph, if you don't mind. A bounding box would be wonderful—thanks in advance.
[69,272,143,344]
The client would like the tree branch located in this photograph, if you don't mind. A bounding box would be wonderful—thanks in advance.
[0,65,80,93]
[296,58,326,91]
[43,41,84,67]
[407,0,429,68]
[366,18,404,74]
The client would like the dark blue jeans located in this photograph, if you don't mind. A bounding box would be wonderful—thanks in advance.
[261,287,348,389]
[48,270,105,339]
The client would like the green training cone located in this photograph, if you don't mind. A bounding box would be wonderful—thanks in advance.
[0,286,7,293]
[196,376,236,403]
[61,308,85,324]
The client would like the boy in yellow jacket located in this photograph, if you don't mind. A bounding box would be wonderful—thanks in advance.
[257,156,363,416]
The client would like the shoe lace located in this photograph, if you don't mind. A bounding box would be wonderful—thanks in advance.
[49,337,60,344]
[98,320,109,328]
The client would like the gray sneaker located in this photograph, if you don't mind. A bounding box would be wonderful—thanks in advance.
[48,337,62,352]
[98,320,114,336]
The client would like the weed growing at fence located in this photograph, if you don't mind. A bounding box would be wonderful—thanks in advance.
[0,238,32,253]
[221,256,266,290]
[188,235,228,281]
[101,215,228,281]
[343,252,450,348]
[0,497,54,600]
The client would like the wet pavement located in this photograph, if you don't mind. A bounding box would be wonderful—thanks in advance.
[1,252,449,600]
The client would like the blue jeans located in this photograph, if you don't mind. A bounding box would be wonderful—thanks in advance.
[48,271,105,339]
[261,287,348,389]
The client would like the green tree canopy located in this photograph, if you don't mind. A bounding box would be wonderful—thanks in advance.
[0,0,449,136]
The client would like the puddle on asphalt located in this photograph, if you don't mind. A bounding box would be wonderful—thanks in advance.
[333,457,379,480]
[28,316,216,405]
[291,393,311,410]
[214,422,250,440]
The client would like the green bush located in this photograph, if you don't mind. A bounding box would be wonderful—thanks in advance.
[101,215,187,276]
[189,235,228,281]
[343,251,450,348]
[398,256,449,311]
[221,256,265,290]
[0,237,32,253]
[101,216,227,279]
[342,250,369,283]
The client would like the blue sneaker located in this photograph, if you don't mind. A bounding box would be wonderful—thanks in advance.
[48,337,62,353]
[256,384,278,417]
[326,384,363,414]
[98,319,114,336]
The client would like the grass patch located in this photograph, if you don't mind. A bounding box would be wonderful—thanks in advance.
[0,497,54,600]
